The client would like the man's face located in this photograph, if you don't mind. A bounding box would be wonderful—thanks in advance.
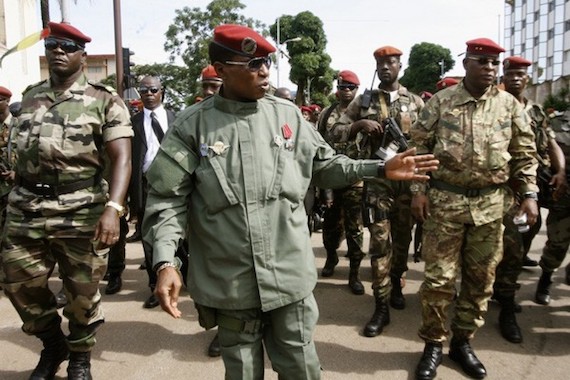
[45,38,86,78]
[337,81,358,103]
[503,68,528,97]
[376,56,401,86]
[138,77,163,110]
[0,96,10,116]
[202,81,222,97]
[463,55,500,93]
[215,55,271,102]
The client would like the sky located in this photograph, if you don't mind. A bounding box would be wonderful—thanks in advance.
[46,0,506,94]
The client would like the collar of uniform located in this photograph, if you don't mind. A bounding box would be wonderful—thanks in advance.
[46,72,89,101]
[213,93,259,115]
[450,80,499,106]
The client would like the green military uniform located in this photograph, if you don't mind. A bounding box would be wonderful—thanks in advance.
[332,85,423,301]
[411,80,537,343]
[144,94,383,379]
[0,112,17,236]
[0,73,133,351]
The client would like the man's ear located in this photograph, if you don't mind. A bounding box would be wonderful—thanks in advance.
[213,62,226,80]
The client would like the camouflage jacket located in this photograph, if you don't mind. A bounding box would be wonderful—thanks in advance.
[11,73,133,213]
[0,113,17,197]
[525,100,555,168]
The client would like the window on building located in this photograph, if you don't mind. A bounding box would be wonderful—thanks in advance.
[547,28,554,39]
[565,20,570,32]
[87,66,103,74]
[548,1,555,12]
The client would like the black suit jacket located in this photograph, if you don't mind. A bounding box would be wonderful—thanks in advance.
[129,108,176,215]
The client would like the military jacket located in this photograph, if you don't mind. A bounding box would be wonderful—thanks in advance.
[525,100,555,168]
[11,73,133,214]
[410,81,538,225]
[0,113,17,197]
[144,94,381,312]
[549,110,570,204]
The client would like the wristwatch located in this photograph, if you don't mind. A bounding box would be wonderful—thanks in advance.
[522,192,539,201]
[105,200,125,217]
[410,183,425,196]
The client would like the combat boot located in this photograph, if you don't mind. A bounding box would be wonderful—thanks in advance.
[67,351,92,380]
[535,270,553,305]
[497,296,523,343]
[449,337,487,379]
[389,274,406,309]
[321,249,339,277]
[30,327,69,380]
[363,298,390,337]
[348,258,364,295]
[415,341,442,380]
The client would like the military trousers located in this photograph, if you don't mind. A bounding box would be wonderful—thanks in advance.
[418,218,503,342]
[369,217,393,300]
[107,215,128,276]
[0,212,107,352]
[539,202,570,272]
[217,293,321,380]
[493,205,524,298]
[389,189,415,278]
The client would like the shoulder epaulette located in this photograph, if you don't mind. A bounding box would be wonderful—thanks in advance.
[23,80,48,95]
[88,80,118,96]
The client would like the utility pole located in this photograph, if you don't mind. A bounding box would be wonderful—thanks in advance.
[113,0,124,98]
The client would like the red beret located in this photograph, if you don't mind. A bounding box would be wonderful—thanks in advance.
[465,38,504,56]
[374,46,403,59]
[48,22,91,45]
[338,70,360,85]
[0,86,12,98]
[436,77,459,91]
[419,91,433,100]
[300,106,312,114]
[309,104,321,113]
[201,65,222,82]
[503,56,532,70]
[213,24,276,58]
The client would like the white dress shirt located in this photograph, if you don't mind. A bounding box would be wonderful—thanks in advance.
[142,105,168,173]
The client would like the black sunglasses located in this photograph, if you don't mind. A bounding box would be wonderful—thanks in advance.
[466,56,500,66]
[44,38,83,53]
[338,84,358,91]
[138,87,161,94]
[225,56,272,72]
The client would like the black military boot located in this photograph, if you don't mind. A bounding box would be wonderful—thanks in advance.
[30,327,69,380]
[321,249,339,277]
[497,296,523,343]
[207,333,221,357]
[415,342,442,380]
[363,297,390,337]
[535,270,553,305]
[449,337,487,379]
[389,274,406,310]
[105,275,122,295]
[348,258,364,295]
[67,351,92,380]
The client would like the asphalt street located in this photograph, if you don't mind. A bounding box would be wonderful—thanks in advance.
[1,215,569,379]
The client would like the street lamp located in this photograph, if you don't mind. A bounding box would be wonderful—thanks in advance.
[276,37,301,88]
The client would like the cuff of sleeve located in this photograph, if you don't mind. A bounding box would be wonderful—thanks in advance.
[152,244,177,269]
[360,161,382,179]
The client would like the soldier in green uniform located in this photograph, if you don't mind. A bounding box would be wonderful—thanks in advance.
[316,70,365,287]
[331,46,424,338]
[0,22,132,380]
[411,38,538,380]
[143,24,438,379]
[0,86,17,241]
[493,56,566,343]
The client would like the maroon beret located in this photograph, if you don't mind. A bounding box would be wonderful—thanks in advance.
[338,70,360,85]
[503,56,532,70]
[0,86,12,98]
[48,22,91,45]
[374,46,403,59]
[436,77,459,91]
[201,65,222,82]
[300,106,312,114]
[309,104,321,113]
[465,38,504,56]
[213,24,276,58]
[419,91,433,100]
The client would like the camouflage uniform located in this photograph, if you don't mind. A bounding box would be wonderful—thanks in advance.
[332,85,423,301]
[411,81,537,342]
[0,73,133,351]
[0,112,17,239]
[494,101,554,298]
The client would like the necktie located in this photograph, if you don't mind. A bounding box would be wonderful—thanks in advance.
[150,111,164,142]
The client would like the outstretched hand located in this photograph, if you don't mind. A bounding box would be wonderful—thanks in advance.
[385,148,439,181]
[155,267,183,319]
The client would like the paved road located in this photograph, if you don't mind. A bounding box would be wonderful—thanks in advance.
[1,217,569,379]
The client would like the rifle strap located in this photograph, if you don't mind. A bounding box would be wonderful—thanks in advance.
[379,92,390,120]
[317,101,338,137]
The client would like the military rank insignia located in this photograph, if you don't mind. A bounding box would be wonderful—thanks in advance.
[281,123,294,150]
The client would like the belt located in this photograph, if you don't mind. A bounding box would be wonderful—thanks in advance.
[430,179,502,198]
[17,175,100,198]
[217,314,262,334]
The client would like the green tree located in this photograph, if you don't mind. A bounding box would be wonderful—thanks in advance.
[163,0,265,107]
[543,87,570,112]
[400,42,455,94]
[270,12,334,106]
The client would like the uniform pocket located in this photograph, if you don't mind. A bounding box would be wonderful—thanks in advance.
[487,126,512,170]
[194,157,239,214]
[436,127,464,170]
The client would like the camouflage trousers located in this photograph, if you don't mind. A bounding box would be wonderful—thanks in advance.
[539,201,570,272]
[418,218,503,342]
[390,191,415,278]
[0,209,107,352]
[369,216,392,300]
[493,205,524,298]
[321,186,364,260]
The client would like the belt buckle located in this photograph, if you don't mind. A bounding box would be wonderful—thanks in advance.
[465,188,480,197]
[35,183,54,197]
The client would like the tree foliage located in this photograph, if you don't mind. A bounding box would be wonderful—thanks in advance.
[400,42,455,94]
[269,12,335,106]
[543,87,570,112]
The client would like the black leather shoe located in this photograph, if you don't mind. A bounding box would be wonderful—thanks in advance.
[207,334,221,357]
[67,351,92,380]
[499,306,523,343]
[31,327,69,380]
[363,299,390,337]
[415,342,442,380]
[535,271,553,305]
[321,251,339,278]
[105,276,122,295]
[449,338,487,379]
[126,231,142,243]
[522,255,538,267]
[143,294,160,309]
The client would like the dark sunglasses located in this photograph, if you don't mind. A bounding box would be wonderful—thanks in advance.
[138,87,161,94]
[338,84,357,91]
[466,56,500,66]
[225,56,272,72]
[44,38,83,53]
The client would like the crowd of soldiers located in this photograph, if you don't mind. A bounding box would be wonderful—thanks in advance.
[0,19,568,380]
